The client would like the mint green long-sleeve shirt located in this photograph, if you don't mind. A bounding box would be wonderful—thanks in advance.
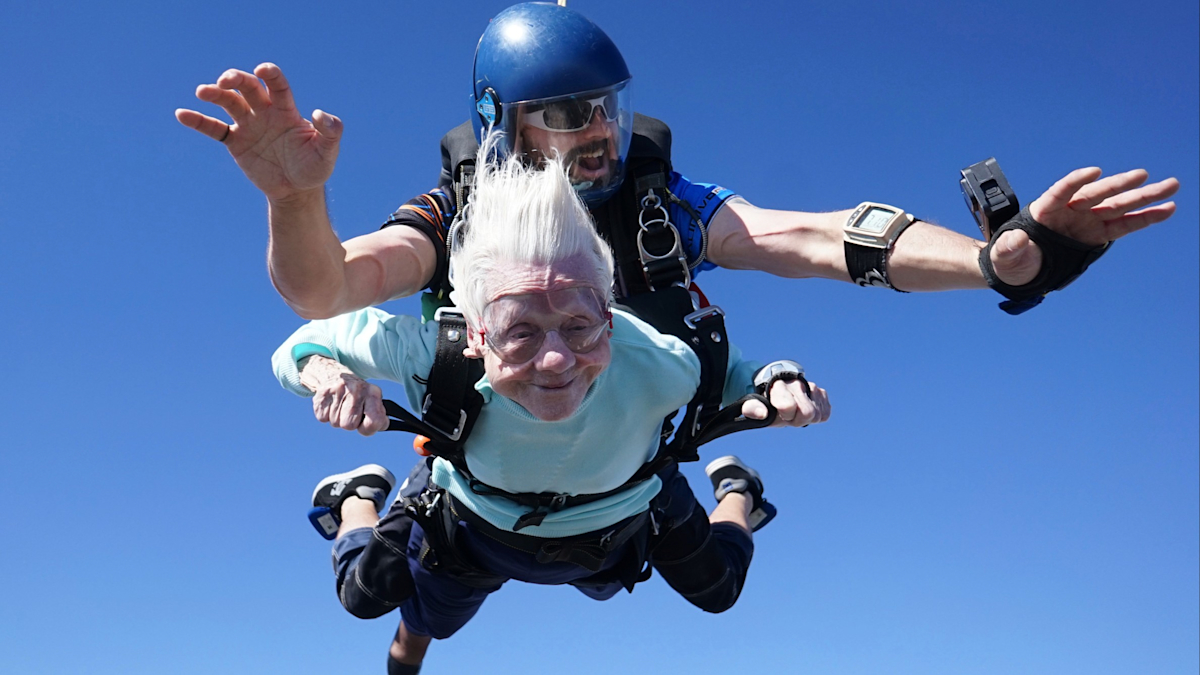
[273,308,759,538]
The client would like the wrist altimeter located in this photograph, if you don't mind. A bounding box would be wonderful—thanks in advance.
[843,202,916,291]
[960,157,1019,241]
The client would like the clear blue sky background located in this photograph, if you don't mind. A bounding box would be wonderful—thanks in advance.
[2,1,1196,673]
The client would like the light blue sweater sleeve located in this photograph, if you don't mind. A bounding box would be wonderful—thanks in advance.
[270,308,439,409]
[723,342,761,406]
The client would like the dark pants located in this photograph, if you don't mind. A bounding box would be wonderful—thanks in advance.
[332,462,754,638]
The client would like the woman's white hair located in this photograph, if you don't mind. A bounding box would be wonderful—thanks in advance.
[448,132,615,327]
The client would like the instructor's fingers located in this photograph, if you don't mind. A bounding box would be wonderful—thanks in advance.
[174,108,233,143]
[1035,167,1103,213]
[254,62,297,112]
[312,109,343,141]
[1090,177,1180,220]
[1100,202,1178,240]
[217,68,271,112]
[194,83,252,121]
[1066,169,1147,210]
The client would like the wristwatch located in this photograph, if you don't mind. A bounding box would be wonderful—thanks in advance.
[843,202,915,290]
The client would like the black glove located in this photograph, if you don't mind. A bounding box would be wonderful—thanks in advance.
[979,206,1111,315]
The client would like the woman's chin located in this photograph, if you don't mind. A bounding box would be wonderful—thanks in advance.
[519,381,587,421]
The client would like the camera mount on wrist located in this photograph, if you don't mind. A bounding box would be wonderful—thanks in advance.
[960,157,1020,241]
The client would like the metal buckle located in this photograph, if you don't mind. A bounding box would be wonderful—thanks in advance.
[683,304,725,329]
[421,394,468,442]
[433,306,465,323]
[637,188,692,290]
[689,404,706,435]
[423,491,442,518]
[549,494,570,511]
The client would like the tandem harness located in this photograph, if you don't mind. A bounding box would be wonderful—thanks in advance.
[377,114,778,585]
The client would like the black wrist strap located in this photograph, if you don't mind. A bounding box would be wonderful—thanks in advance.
[979,206,1111,315]
[844,220,918,293]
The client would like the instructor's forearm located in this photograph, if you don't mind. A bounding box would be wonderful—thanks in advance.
[887,221,987,292]
[709,200,989,292]
[266,189,358,319]
[267,192,436,319]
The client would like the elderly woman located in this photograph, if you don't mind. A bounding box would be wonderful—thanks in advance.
[271,144,829,674]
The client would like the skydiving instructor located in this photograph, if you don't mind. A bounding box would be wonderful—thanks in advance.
[175,3,1179,323]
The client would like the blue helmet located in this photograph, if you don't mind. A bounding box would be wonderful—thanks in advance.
[472,2,634,203]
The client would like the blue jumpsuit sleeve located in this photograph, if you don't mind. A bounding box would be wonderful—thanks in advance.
[666,172,738,275]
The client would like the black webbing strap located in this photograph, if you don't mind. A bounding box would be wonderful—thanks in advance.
[617,287,728,459]
[381,308,482,468]
[402,487,506,587]
[420,309,477,443]
[691,393,778,446]
[381,387,777,533]
[448,493,650,572]
[382,398,637,532]
[578,392,779,500]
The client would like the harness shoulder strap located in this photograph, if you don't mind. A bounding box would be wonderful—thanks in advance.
[629,114,672,169]
[438,121,479,196]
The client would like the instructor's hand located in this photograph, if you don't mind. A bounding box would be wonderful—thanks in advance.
[299,356,389,436]
[175,62,343,203]
[742,379,831,427]
[989,167,1179,286]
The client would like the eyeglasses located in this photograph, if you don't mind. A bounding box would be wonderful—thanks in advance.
[521,91,620,132]
[479,287,611,364]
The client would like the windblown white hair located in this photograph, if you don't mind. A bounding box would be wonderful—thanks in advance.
[449,132,615,327]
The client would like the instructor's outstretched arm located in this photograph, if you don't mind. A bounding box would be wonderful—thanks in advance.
[177,62,435,319]
[706,167,1178,293]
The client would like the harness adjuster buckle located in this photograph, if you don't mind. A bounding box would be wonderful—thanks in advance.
[422,491,442,519]
[421,394,468,442]
[689,404,706,435]
[683,305,725,329]
[433,307,465,323]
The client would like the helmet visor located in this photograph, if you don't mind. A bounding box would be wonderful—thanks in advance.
[502,81,633,204]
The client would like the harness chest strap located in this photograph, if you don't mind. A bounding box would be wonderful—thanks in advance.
[385,293,773,530]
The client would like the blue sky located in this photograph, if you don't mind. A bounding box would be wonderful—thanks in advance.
[1,1,1196,673]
